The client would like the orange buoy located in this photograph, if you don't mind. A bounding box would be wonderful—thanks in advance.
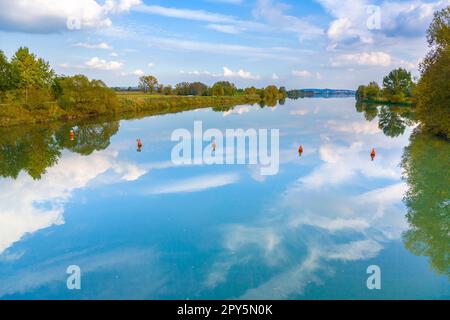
[298,145,303,155]
[137,138,143,152]
[70,130,74,141]
[370,148,376,160]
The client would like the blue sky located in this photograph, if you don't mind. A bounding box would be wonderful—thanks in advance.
[0,0,448,89]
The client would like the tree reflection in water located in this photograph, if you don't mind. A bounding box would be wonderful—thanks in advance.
[355,102,416,138]
[0,118,120,180]
[357,102,448,277]
[401,129,450,277]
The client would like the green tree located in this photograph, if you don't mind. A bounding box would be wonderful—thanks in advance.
[366,81,381,100]
[138,75,158,93]
[0,50,19,92]
[189,82,208,96]
[382,68,414,102]
[163,85,173,95]
[244,86,257,95]
[213,81,236,96]
[57,75,118,115]
[264,85,279,99]
[10,47,55,103]
[415,6,450,138]
[175,82,191,95]
[401,128,450,276]
[212,83,225,96]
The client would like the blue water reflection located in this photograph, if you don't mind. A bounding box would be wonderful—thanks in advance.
[0,98,448,299]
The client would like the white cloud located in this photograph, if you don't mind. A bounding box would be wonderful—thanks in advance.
[180,70,213,76]
[147,174,239,195]
[271,73,279,80]
[331,52,392,67]
[0,150,146,255]
[85,57,123,70]
[292,70,311,77]
[104,0,141,13]
[0,0,141,33]
[110,52,119,57]
[206,24,241,34]
[131,69,144,76]
[74,42,112,49]
[135,4,235,23]
[223,67,260,80]
[147,62,155,67]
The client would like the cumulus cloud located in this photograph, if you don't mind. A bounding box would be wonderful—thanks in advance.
[331,52,392,67]
[292,70,312,77]
[0,0,141,33]
[318,0,448,48]
[85,57,123,70]
[0,150,146,255]
[74,42,112,49]
[131,69,144,76]
[223,67,261,79]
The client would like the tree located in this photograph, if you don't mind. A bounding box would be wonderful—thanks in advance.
[213,81,236,96]
[175,82,191,95]
[211,83,225,96]
[244,86,257,95]
[189,82,208,96]
[382,68,414,102]
[264,85,279,99]
[57,75,118,114]
[10,47,55,103]
[163,85,173,95]
[138,75,158,93]
[0,50,18,92]
[415,7,450,138]
[279,86,287,98]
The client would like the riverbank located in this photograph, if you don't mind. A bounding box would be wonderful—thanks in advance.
[356,98,416,106]
[0,93,263,127]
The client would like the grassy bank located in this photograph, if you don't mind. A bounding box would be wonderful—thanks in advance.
[0,93,262,127]
[357,97,416,106]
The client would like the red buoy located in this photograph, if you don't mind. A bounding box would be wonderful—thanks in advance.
[298,145,303,155]
[370,148,376,161]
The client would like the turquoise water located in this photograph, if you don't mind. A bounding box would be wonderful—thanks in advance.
[0,98,448,299]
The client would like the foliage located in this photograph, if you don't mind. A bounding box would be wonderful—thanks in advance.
[382,68,415,102]
[57,75,118,115]
[9,47,55,103]
[415,6,450,138]
[401,128,450,276]
[138,75,158,93]
[356,81,381,101]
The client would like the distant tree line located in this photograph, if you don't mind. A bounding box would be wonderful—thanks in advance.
[137,74,287,101]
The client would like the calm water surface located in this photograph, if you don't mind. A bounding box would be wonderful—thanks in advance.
[0,98,448,299]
